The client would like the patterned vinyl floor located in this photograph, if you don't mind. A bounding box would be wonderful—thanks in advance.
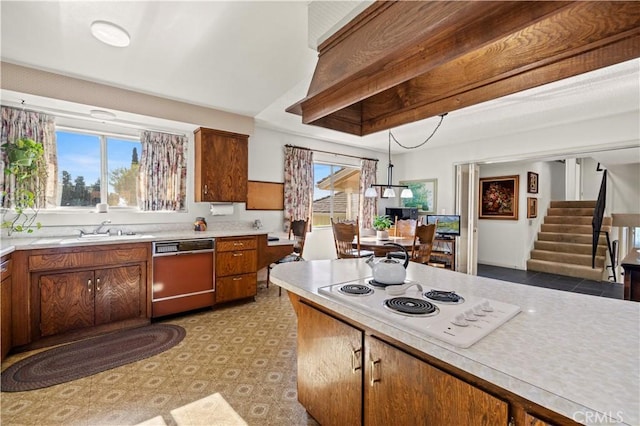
[0,281,319,426]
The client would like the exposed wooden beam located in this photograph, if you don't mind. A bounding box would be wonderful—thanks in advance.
[287,1,640,136]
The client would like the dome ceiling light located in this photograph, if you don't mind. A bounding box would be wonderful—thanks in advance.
[89,109,117,120]
[90,20,130,47]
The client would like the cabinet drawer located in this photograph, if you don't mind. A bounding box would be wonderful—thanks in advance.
[29,246,148,271]
[216,273,257,303]
[1,258,12,280]
[216,250,257,276]
[216,237,257,252]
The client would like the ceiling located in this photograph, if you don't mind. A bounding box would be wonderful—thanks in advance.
[1,1,638,163]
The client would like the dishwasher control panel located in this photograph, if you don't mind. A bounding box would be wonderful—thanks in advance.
[152,238,215,256]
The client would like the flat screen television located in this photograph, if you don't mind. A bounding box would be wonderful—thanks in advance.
[425,215,461,238]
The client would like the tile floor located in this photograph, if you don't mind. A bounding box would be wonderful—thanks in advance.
[1,282,319,426]
[477,264,625,299]
[1,266,624,426]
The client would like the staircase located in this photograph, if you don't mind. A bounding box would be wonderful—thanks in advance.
[526,200,611,281]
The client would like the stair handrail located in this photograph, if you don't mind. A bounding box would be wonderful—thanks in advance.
[592,169,616,281]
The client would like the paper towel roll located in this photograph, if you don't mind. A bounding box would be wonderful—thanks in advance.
[210,204,234,216]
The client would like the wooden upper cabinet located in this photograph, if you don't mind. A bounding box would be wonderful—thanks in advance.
[194,127,249,202]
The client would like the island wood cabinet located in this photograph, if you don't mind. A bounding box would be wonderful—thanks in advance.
[194,127,249,203]
[215,236,258,303]
[23,243,150,346]
[294,297,577,426]
[1,254,13,360]
[297,301,508,426]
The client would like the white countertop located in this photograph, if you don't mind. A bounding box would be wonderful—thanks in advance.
[270,259,640,426]
[0,229,294,253]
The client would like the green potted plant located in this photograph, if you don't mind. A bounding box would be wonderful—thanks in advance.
[1,137,47,235]
[373,214,392,240]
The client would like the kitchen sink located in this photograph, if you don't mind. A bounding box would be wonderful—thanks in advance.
[58,234,155,244]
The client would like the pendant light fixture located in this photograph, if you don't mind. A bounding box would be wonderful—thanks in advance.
[364,131,412,199]
[364,113,447,199]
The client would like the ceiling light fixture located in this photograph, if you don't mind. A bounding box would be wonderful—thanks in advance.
[89,109,117,120]
[364,132,412,199]
[365,113,448,199]
[90,20,130,47]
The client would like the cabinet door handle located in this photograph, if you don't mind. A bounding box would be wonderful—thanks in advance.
[96,278,101,292]
[370,358,381,386]
[87,279,92,293]
[203,184,208,195]
[232,277,242,281]
[233,253,243,257]
[233,242,244,246]
[351,348,362,373]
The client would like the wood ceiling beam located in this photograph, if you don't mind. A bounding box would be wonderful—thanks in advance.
[287,1,640,136]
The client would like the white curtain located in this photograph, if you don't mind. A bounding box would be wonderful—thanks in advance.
[1,106,57,208]
[284,146,313,222]
[138,131,187,211]
[360,158,378,229]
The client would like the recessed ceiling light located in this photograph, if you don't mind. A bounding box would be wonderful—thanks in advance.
[90,109,117,120]
[90,20,130,47]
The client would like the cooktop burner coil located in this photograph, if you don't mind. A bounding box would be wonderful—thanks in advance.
[424,289,465,304]
[383,297,439,316]
[339,284,374,296]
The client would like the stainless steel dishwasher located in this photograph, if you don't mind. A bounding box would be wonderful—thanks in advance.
[152,238,215,317]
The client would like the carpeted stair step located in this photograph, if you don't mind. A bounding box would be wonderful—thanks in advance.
[534,240,608,256]
[538,232,606,245]
[530,249,605,267]
[544,216,592,225]
[547,207,596,216]
[541,224,593,234]
[549,200,596,208]
[526,259,604,281]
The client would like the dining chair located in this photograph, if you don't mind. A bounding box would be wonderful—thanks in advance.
[389,217,419,259]
[411,223,438,264]
[394,217,418,238]
[331,218,374,259]
[267,218,308,296]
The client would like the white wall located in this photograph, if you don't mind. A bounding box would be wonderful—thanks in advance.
[393,111,638,269]
[237,126,387,233]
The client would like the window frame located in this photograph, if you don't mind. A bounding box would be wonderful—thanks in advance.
[312,156,362,228]
[54,126,141,211]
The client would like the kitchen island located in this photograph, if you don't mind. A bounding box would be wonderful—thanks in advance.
[270,259,639,426]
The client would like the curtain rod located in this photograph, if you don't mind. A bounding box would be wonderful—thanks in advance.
[285,144,378,162]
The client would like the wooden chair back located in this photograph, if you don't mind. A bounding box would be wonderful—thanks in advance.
[289,218,308,254]
[395,217,418,238]
[411,223,437,264]
[331,218,362,259]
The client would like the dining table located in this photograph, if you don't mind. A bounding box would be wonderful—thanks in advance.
[355,236,416,257]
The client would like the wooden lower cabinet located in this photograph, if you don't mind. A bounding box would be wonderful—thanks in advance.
[1,255,13,360]
[39,265,143,337]
[215,236,258,303]
[297,301,508,426]
[297,301,362,425]
[365,335,508,425]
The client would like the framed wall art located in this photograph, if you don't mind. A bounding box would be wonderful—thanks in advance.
[399,178,437,214]
[527,197,538,218]
[479,175,519,220]
[527,172,538,194]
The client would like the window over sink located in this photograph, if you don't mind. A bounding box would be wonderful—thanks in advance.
[56,130,141,209]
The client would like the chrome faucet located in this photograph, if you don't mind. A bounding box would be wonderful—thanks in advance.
[92,220,112,235]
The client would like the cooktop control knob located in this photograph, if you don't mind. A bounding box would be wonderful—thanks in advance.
[472,305,487,316]
[451,314,469,327]
[464,309,478,321]
[480,301,494,312]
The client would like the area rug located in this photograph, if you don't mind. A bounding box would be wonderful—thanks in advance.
[1,324,185,392]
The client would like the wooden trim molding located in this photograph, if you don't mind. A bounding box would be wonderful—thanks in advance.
[287,1,640,136]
